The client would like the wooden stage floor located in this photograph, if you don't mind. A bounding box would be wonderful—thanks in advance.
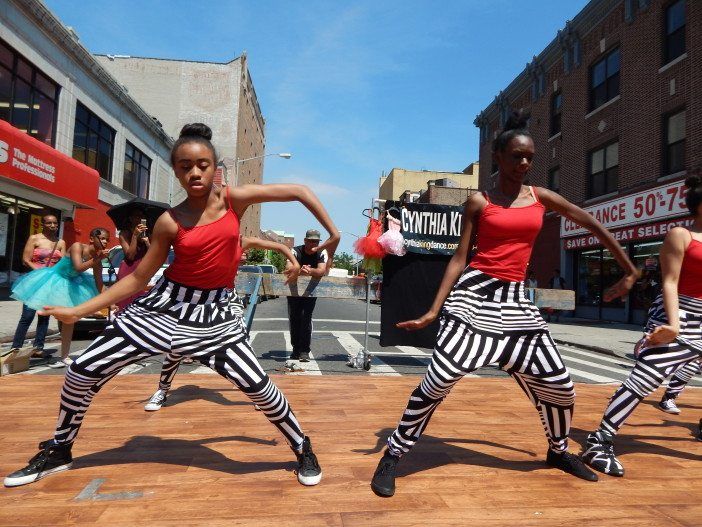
[0,375,700,526]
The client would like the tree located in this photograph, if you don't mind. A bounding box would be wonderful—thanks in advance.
[333,252,355,271]
[246,248,266,264]
[269,250,286,273]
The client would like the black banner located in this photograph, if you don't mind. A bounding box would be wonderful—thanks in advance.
[400,202,463,255]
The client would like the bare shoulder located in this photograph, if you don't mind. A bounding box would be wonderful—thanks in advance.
[153,210,178,238]
[465,191,487,214]
[666,226,691,245]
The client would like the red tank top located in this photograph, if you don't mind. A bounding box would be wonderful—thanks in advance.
[164,189,242,289]
[679,238,702,298]
[470,187,545,282]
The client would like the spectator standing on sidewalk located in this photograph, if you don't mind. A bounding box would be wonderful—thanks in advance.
[287,229,327,362]
[547,269,566,322]
[9,212,66,358]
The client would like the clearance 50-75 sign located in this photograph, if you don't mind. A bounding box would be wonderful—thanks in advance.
[560,179,689,238]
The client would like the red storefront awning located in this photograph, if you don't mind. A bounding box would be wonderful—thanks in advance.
[0,119,99,209]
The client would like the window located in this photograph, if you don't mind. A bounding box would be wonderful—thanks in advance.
[664,109,685,175]
[665,0,685,64]
[576,248,625,309]
[588,142,618,198]
[0,39,59,145]
[548,166,560,192]
[123,141,151,197]
[550,91,562,136]
[72,102,115,181]
[589,47,620,111]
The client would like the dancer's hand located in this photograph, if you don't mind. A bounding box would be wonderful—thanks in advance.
[396,311,437,331]
[38,306,81,324]
[314,232,340,265]
[645,324,679,346]
[603,271,640,302]
[284,263,301,284]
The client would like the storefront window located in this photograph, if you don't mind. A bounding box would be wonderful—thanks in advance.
[123,141,151,198]
[601,249,625,307]
[577,249,601,306]
[632,241,662,311]
[0,192,60,290]
[576,248,624,308]
[0,38,59,145]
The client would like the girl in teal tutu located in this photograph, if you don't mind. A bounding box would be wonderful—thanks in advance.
[11,228,110,368]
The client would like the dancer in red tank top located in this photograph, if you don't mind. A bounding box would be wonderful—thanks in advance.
[583,175,702,477]
[370,113,639,497]
[5,123,339,489]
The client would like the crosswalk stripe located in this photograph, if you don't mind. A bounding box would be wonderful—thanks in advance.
[332,331,401,376]
[566,366,619,383]
[561,354,633,376]
[560,345,635,366]
[254,318,380,324]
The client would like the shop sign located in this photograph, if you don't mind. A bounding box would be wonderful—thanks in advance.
[0,120,99,209]
[561,179,689,238]
[563,216,694,250]
[29,214,43,235]
[400,202,463,255]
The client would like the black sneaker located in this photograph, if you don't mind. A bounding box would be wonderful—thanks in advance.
[289,352,301,361]
[4,440,73,487]
[296,436,322,486]
[697,419,702,442]
[371,450,400,497]
[546,449,598,481]
[581,430,624,477]
[299,353,310,363]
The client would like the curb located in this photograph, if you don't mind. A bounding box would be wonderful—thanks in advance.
[0,329,60,345]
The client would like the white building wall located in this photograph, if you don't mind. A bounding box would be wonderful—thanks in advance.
[1,0,174,206]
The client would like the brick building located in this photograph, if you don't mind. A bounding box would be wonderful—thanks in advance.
[96,53,266,237]
[474,0,699,323]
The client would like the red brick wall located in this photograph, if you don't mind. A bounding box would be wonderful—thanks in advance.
[477,0,700,265]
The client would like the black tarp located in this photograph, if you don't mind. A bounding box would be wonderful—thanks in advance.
[380,252,451,349]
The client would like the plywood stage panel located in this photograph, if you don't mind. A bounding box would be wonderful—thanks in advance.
[0,375,700,526]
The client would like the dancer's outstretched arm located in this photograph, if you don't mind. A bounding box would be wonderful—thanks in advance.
[40,213,176,324]
[537,187,639,301]
[241,236,301,284]
[397,192,486,331]
[231,184,340,268]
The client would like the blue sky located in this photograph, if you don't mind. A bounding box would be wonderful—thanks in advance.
[46,0,588,254]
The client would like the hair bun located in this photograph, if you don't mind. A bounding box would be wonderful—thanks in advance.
[685,175,702,189]
[179,123,212,141]
[503,110,530,132]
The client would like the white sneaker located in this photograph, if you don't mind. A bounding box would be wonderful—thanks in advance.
[658,398,681,415]
[144,389,168,411]
[48,358,72,369]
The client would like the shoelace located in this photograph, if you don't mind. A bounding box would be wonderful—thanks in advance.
[299,449,320,472]
[26,442,52,472]
[375,459,396,477]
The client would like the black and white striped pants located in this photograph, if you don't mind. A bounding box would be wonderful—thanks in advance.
[664,359,701,399]
[387,268,575,457]
[600,294,702,435]
[156,296,246,392]
[54,278,305,451]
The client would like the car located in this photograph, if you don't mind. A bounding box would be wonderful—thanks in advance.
[75,246,175,337]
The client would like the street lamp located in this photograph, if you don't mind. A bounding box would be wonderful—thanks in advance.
[235,152,292,186]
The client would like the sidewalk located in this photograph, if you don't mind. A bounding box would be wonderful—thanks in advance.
[548,319,642,359]
[0,299,60,346]
[0,298,643,357]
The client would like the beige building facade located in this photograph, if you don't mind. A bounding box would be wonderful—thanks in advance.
[96,53,266,237]
[379,165,479,201]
